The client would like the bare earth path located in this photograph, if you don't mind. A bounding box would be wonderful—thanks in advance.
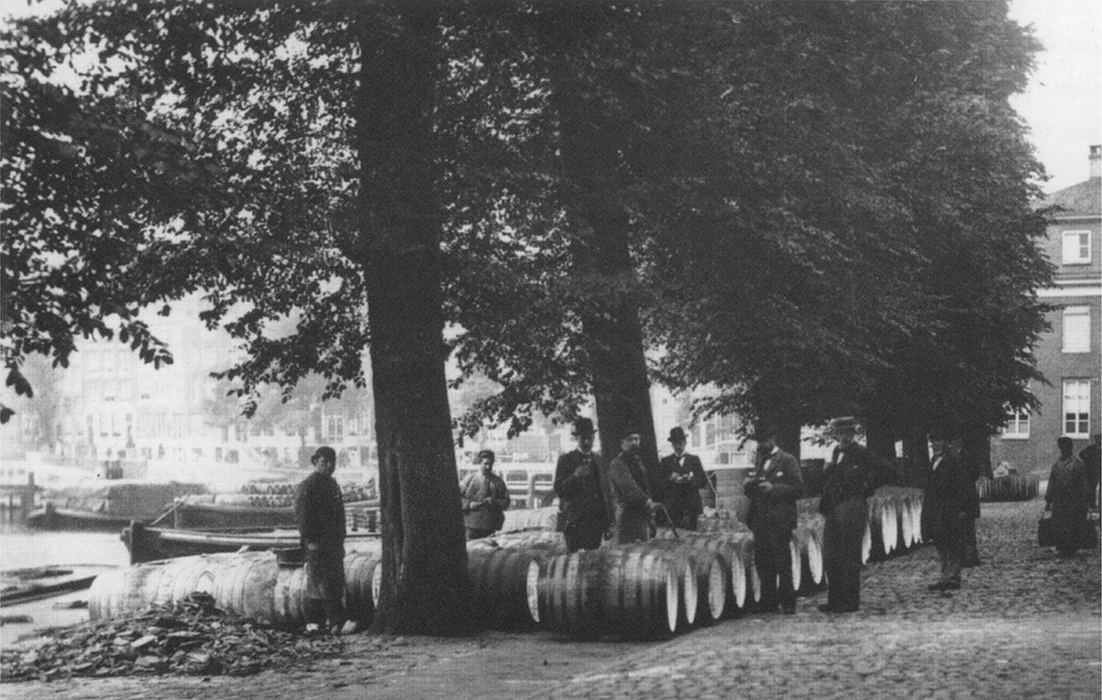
[4,500,1098,700]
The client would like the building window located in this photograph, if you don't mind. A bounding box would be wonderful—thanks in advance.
[1062,306,1091,353]
[326,415,345,442]
[1002,408,1030,439]
[1063,379,1091,437]
[1062,231,1091,264]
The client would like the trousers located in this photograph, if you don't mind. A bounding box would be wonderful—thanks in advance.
[823,497,866,612]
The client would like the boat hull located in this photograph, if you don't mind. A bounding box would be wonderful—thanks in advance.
[26,504,135,532]
[124,522,380,565]
[171,499,378,530]
[1,565,117,606]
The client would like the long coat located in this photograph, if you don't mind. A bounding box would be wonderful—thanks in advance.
[1046,455,1090,551]
[295,471,346,551]
[295,471,346,601]
[554,450,610,540]
[606,450,652,544]
[745,448,805,533]
[924,448,974,545]
[460,470,510,531]
[657,452,708,520]
[819,441,889,610]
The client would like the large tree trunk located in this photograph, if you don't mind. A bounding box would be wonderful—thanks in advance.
[550,41,659,490]
[356,3,471,635]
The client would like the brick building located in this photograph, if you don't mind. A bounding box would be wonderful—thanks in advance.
[991,145,1102,473]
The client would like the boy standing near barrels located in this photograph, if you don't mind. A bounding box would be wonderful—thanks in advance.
[745,430,805,614]
[295,446,346,636]
[460,449,511,540]
[554,418,611,552]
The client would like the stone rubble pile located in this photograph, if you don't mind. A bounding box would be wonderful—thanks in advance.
[1,592,342,683]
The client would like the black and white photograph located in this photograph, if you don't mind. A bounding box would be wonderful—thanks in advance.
[1,1,1099,698]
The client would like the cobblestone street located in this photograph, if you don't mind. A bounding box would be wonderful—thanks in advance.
[5,500,1099,700]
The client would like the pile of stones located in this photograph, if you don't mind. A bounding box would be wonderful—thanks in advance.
[1,592,342,683]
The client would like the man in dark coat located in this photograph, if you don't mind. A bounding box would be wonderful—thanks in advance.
[554,418,610,552]
[745,430,805,614]
[606,429,658,544]
[956,438,982,568]
[657,427,709,531]
[460,449,510,540]
[1079,434,1101,510]
[295,446,346,635]
[925,434,975,591]
[818,417,891,613]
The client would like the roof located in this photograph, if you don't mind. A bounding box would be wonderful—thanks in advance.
[1040,177,1101,218]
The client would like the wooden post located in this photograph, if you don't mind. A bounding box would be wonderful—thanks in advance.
[19,472,34,523]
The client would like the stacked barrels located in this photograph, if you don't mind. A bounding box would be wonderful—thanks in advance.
[977,474,1039,502]
[863,488,925,564]
[90,544,385,631]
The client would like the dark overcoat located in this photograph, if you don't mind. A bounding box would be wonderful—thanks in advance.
[745,448,805,533]
[657,452,709,520]
[606,451,652,544]
[924,449,974,545]
[554,450,610,540]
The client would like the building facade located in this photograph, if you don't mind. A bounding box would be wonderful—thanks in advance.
[991,145,1102,473]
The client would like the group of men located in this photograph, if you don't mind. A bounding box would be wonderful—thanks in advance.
[294,413,996,635]
[553,418,710,551]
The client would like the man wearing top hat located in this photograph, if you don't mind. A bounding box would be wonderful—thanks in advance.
[554,418,611,552]
[745,429,805,614]
[657,427,709,531]
[818,416,892,613]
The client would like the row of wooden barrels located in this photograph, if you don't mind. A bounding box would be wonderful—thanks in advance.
[88,489,922,639]
[976,474,1040,502]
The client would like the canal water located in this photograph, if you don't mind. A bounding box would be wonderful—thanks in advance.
[1,524,130,648]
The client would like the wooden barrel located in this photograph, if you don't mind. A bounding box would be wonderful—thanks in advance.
[861,521,872,565]
[467,546,541,628]
[89,550,389,631]
[789,535,802,593]
[489,530,568,555]
[344,547,383,626]
[910,496,923,544]
[500,507,559,533]
[806,529,823,586]
[637,541,726,625]
[653,530,746,614]
[533,550,604,639]
[599,547,682,639]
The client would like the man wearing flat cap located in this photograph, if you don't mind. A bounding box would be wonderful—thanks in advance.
[607,428,660,544]
[295,445,346,635]
[554,418,611,551]
[818,417,892,613]
[460,449,510,540]
[657,427,709,531]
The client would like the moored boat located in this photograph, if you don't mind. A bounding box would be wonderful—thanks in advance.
[1,565,118,606]
[27,481,208,531]
[123,521,381,565]
[169,498,379,530]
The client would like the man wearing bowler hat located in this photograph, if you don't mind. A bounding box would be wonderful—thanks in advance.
[745,429,805,614]
[818,417,892,613]
[657,427,709,531]
[554,418,611,552]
